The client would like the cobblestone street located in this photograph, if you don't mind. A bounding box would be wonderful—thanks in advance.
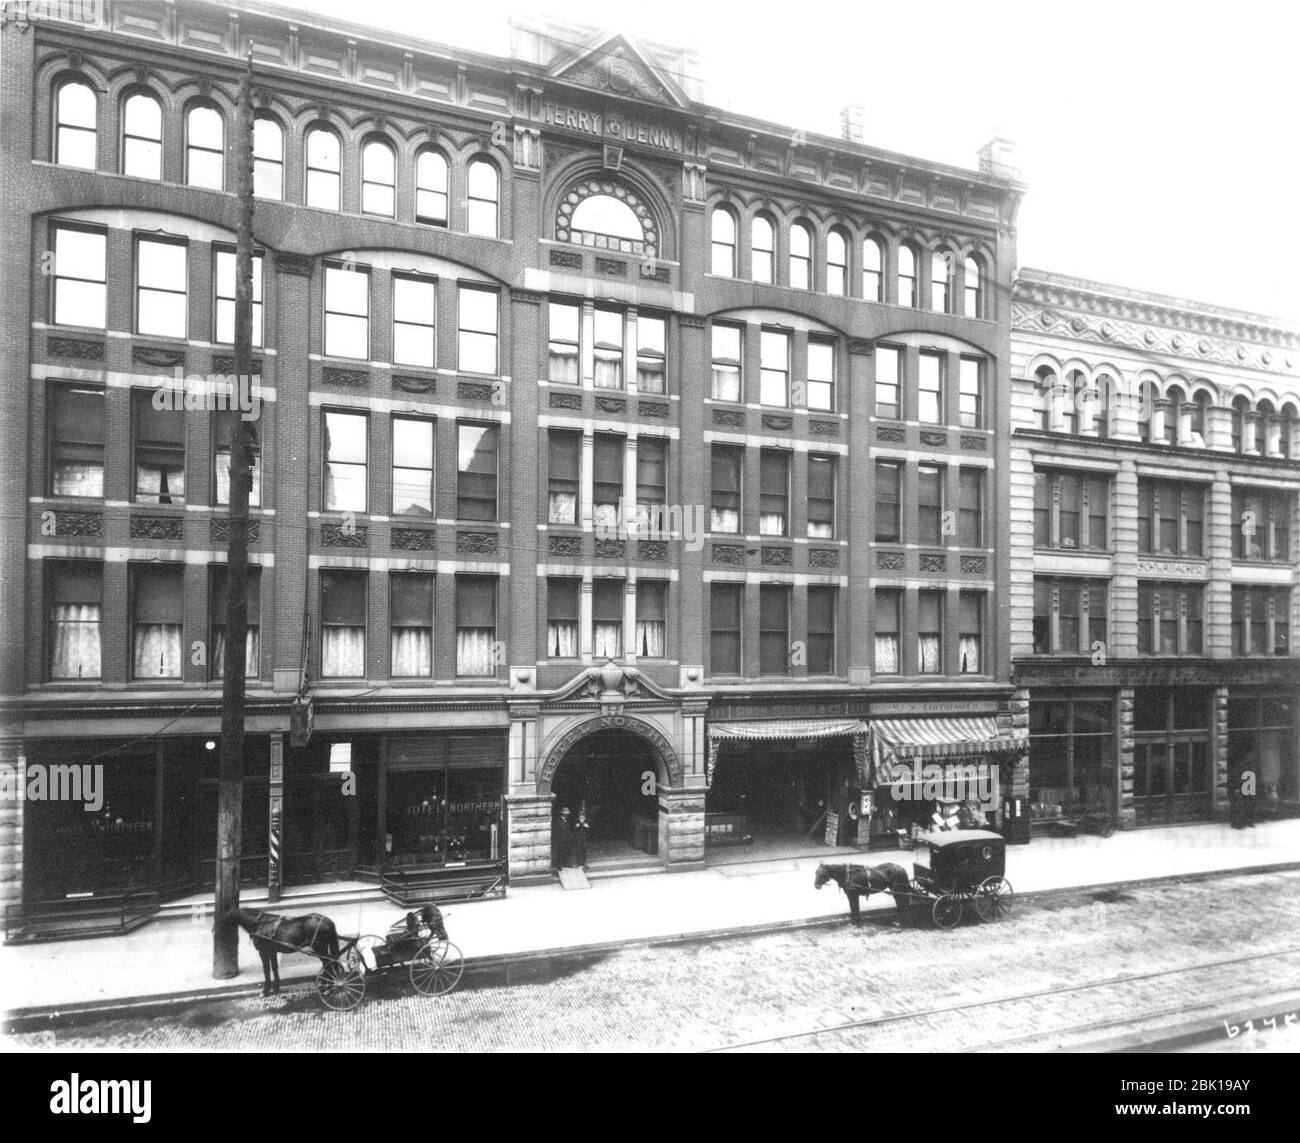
[10,870,1300,1052]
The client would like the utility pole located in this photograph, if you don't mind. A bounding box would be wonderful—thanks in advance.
[213,50,256,979]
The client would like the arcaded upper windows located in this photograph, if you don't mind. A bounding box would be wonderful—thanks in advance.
[964,256,983,317]
[931,251,951,313]
[863,237,883,302]
[186,104,224,190]
[826,229,847,296]
[789,221,812,290]
[252,116,283,201]
[571,195,642,252]
[416,150,449,227]
[751,215,774,283]
[122,92,161,179]
[466,158,499,237]
[305,127,341,210]
[898,244,918,307]
[55,78,97,169]
[361,138,395,217]
[711,207,736,276]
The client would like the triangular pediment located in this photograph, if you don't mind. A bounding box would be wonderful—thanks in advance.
[547,30,689,109]
[546,663,679,706]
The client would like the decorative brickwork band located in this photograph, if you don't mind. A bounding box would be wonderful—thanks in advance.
[48,336,104,361]
[809,420,839,436]
[712,543,744,565]
[876,550,904,570]
[211,518,261,543]
[595,396,626,413]
[594,538,626,559]
[457,531,498,554]
[323,367,367,387]
[808,548,840,568]
[960,435,988,450]
[638,401,669,418]
[394,375,436,394]
[457,381,494,402]
[322,523,368,547]
[919,552,947,573]
[876,425,905,442]
[595,257,627,277]
[130,516,184,539]
[213,355,263,375]
[761,545,792,566]
[392,528,437,551]
[549,249,583,269]
[638,540,668,561]
[549,391,583,410]
[920,430,947,447]
[53,511,102,537]
[275,253,314,277]
[847,338,874,356]
[548,534,581,557]
[712,409,745,428]
[762,415,792,432]
[960,555,988,574]
[133,346,185,368]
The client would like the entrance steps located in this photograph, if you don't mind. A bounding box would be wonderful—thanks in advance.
[557,867,591,890]
[583,855,662,881]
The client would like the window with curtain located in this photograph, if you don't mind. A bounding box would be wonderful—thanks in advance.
[593,580,624,658]
[548,301,580,384]
[959,592,983,674]
[958,468,983,546]
[456,576,497,675]
[898,244,917,307]
[874,589,900,673]
[711,322,742,402]
[547,430,579,525]
[807,338,835,411]
[759,450,789,536]
[186,104,224,189]
[321,570,366,677]
[918,590,943,674]
[416,150,449,226]
[959,357,983,428]
[210,565,261,679]
[710,584,742,675]
[48,561,102,679]
[133,388,185,505]
[918,464,944,545]
[546,578,579,658]
[789,222,812,290]
[826,230,847,295]
[759,585,790,674]
[305,127,341,210]
[49,382,104,497]
[324,263,369,359]
[918,351,944,424]
[635,581,667,658]
[863,237,883,301]
[964,256,982,317]
[392,274,436,367]
[458,284,498,374]
[636,313,666,393]
[214,248,264,346]
[122,91,161,179]
[931,251,950,312]
[760,328,789,407]
[1034,578,1108,655]
[391,416,434,516]
[875,344,900,418]
[323,409,367,512]
[875,460,901,542]
[52,223,107,328]
[467,158,499,237]
[213,409,262,508]
[55,79,97,169]
[593,434,624,529]
[593,307,624,389]
[711,445,742,533]
[253,116,283,200]
[361,139,395,216]
[807,586,836,674]
[751,215,774,283]
[635,438,667,534]
[710,207,736,276]
[456,422,498,521]
[132,564,183,678]
[807,454,835,539]
[136,236,188,339]
[390,573,434,676]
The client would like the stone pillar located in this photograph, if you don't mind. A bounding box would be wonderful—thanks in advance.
[1213,685,1230,820]
[658,785,705,869]
[1110,459,1139,659]
[1117,687,1136,826]
[0,732,23,917]
[1150,399,1169,444]
[1205,404,1234,451]
[1206,473,1234,656]
[1243,412,1260,455]
[505,793,554,883]
[1179,402,1196,446]
[1264,416,1283,458]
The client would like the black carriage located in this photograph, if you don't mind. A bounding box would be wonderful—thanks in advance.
[906,829,1014,930]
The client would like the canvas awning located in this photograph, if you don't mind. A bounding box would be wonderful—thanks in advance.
[707,718,868,742]
[871,716,1020,761]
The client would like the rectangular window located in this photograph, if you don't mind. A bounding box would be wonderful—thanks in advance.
[875,345,900,419]
[710,583,742,675]
[593,434,624,529]
[323,409,367,512]
[392,274,436,368]
[918,589,943,674]
[959,357,983,428]
[635,581,667,658]
[1233,587,1291,656]
[807,586,836,675]
[391,415,434,516]
[635,314,666,394]
[455,575,497,676]
[457,284,498,374]
[759,585,790,675]
[711,322,742,402]
[546,578,579,658]
[321,569,367,678]
[324,264,369,359]
[593,579,624,658]
[918,351,944,424]
[213,410,262,508]
[759,450,790,537]
[874,589,901,674]
[210,565,261,679]
[635,438,667,534]
[760,328,790,407]
[807,455,835,539]
[1037,471,1110,551]
[875,460,901,542]
[711,445,742,533]
[593,307,624,389]
[136,237,187,339]
[214,249,264,347]
[53,223,106,328]
[807,338,835,411]
[958,467,983,546]
[1138,582,1204,656]
[959,591,983,674]
[547,430,580,526]
[918,464,944,545]
[47,561,101,679]
[131,564,183,679]
[548,301,580,384]
[1140,480,1205,557]
[1233,487,1293,562]
[1033,577,1108,655]
[457,422,499,522]
[48,382,104,497]
[133,388,185,505]
[390,572,434,677]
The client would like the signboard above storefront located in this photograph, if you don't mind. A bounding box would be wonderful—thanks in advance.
[529,95,705,158]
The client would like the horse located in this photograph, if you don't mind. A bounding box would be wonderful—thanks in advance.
[229,908,341,996]
[814,862,911,924]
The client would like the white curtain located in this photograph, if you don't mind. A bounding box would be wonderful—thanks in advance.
[136,466,184,504]
[760,512,785,535]
[549,347,579,385]
[918,635,941,673]
[874,635,899,674]
[594,623,622,658]
[807,520,833,539]
[712,368,740,403]
[593,502,620,529]
[637,361,665,394]
[390,629,432,676]
[52,463,103,497]
[594,353,622,389]
[711,507,739,533]
[322,627,365,677]
[548,493,577,525]
[457,629,495,676]
[547,621,577,658]
[959,636,981,673]
[215,453,261,506]
[133,624,182,678]
[635,620,664,657]
[50,604,101,678]
[213,627,260,677]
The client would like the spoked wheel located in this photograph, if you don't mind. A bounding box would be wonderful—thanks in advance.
[410,939,465,996]
[973,876,1014,922]
[317,950,366,1011]
[932,893,964,930]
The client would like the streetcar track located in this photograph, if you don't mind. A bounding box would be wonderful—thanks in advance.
[709,944,1300,1052]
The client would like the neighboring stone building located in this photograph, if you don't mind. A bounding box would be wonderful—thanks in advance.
[0,0,1028,931]
[1010,268,1300,832]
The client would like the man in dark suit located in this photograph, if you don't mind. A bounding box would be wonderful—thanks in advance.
[553,806,573,867]
[1228,745,1258,830]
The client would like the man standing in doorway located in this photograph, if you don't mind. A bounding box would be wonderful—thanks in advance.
[572,807,591,868]
[554,806,573,867]
[1228,744,1258,830]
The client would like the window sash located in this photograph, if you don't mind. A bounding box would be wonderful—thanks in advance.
[875,346,901,418]
[711,447,742,532]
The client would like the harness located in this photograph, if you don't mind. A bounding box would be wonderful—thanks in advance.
[251,912,330,959]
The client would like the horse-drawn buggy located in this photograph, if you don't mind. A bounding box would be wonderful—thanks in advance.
[815,828,1014,930]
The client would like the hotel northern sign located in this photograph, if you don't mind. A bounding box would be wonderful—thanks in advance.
[531,97,703,158]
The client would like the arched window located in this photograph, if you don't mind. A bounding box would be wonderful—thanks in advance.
[305,127,340,210]
[122,91,161,179]
[571,194,644,252]
[361,139,395,217]
[711,207,736,276]
[898,243,917,307]
[1280,404,1298,459]
[1035,366,1056,430]
[1191,390,1211,440]
[1090,374,1113,438]
[416,150,448,227]
[751,215,774,283]
[466,158,499,237]
[863,237,883,302]
[1259,399,1280,456]
[1165,385,1186,444]
[55,78,97,169]
[1232,396,1250,452]
[186,104,224,189]
[826,229,847,295]
[964,256,983,317]
[252,116,283,200]
[931,250,951,312]
[790,221,812,290]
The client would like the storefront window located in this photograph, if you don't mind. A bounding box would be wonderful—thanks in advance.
[1228,693,1298,806]
[1028,696,1114,820]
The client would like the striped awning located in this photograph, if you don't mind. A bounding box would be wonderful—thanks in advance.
[871,717,1021,761]
[708,718,868,742]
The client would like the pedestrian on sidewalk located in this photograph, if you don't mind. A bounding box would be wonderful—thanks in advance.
[571,808,591,868]
[1228,745,1258,830]
[554,806,574,868]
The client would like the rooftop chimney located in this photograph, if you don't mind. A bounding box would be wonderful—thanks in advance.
[978,136,1020,179]
[841,105,866,145]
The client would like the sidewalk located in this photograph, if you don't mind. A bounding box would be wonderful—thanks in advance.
[4,818,1299,1022]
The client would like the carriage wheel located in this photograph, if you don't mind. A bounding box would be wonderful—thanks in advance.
[932,893,963,930]
[410,939,465,996]
[974,876,1014,922]
[317,958,366,1010]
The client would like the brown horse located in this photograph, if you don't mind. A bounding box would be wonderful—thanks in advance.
[230,908,341,996]
[814,862,911,924]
